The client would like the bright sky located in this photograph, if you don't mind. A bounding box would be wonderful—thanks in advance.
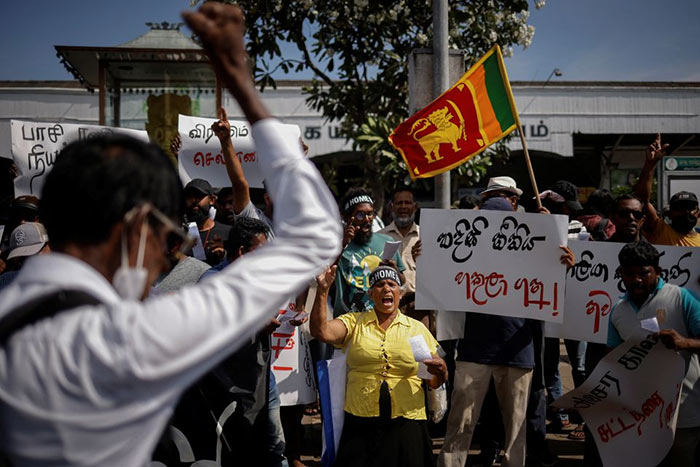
[1,0,698,82]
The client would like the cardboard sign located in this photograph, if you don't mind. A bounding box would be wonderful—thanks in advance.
[177,115,301,189]
[415,209,569,323]
[553,334,685,467]
[10,120,148,196]
[271,303,316,406]
[546,242,700,343]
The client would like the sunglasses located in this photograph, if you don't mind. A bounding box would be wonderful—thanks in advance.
[353,211,375,221]
[617,209,644,220]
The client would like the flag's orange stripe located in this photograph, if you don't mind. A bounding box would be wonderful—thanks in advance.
[466,66,502,144]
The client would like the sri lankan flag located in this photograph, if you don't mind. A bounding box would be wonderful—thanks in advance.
[389,45,520,179]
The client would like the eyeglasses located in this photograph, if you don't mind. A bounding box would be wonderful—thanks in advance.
[353,211,375,221]
[617,209,644,220]
[148,207,196,254]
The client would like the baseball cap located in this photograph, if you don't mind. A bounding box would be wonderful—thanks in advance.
[7,222,49,260]
[480,176,523,197]
[669,191,698,208]
[184,178,213,196]
[550,180,583,212]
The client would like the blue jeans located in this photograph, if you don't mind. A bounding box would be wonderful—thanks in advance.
[268,375,288,467]
[544,337,568,423]
[563,339,587,388]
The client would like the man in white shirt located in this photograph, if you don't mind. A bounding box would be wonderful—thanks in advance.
[379,187,420,294]
[0,4,341,466]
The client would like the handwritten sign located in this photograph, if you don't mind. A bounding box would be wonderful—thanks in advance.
[545,242,700,343]
[10,120,148,196]
[271,303,316,406]
[177,115,301,189]
[553,334,685,467]
[415,209,569,323]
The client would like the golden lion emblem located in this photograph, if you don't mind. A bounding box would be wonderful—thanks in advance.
[407,99,467,163]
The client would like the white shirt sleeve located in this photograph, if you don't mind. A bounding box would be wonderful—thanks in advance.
[104,118,342,396]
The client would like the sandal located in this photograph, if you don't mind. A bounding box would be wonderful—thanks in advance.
[303,402,320,416]
[568,425,585,440]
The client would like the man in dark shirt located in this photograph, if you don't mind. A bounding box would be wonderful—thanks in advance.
[184,178,231,266]
[439,197,536,467]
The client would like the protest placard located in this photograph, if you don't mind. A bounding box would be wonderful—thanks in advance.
[177,115,301,189]
[415,209,569,323]
[271,303,316,406]
[545,242,700,343]
[10,120,148,197]
[553,334,685,467]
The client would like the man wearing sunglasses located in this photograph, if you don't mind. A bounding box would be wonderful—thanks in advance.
[636,134,700,247]
[0,4,341,466]
[334,187,405,317]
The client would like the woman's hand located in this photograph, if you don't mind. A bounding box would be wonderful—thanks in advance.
[423,357,447,377]
[316,265,337,293]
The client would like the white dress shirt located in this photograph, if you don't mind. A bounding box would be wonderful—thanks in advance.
[0,119,342,466]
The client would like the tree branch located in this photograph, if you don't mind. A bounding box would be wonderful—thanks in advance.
[294,22,334,86]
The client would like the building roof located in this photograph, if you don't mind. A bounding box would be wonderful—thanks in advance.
[54,22,214,91]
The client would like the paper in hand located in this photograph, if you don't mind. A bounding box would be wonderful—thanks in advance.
[641,317,660,333]
[381,240,402,261]
[409,334,433,379]
[188,222,206,261]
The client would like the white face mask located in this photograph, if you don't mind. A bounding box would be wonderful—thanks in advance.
[112,215,149,300]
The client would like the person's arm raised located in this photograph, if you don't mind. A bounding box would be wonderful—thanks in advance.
[212,106,251,213]
[104,5,341,395]
[183,3,269,125]
[635,133,668,232]
[310,265,348,346]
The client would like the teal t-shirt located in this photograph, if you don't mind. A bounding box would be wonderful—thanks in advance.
[333,232,405,316]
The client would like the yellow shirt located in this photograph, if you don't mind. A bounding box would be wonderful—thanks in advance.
[645,220,700,247]
[336,310,438,420]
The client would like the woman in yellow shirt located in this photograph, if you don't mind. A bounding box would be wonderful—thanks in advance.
[311,264,447,467]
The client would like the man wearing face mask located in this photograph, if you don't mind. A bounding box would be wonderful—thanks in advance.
[635,133,700,247]
[184,178,232,266]
[379,187,419,294]
[0,4,342,466]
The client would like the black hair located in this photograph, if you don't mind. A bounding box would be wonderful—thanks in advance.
[585,189,614,216]
[613,193,643,213]
[40,135,183,249]
[340,186,374,215]
[459,194,480,209]
[227,217,270,255]
[217,187,233,198]
[618,241,660,268]
[391,186,415,202]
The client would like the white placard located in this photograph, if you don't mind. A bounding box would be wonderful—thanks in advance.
[416,209,569,323]
[271,302,316,406]
[10,120,148,196]
[553,334,685,467]
[545,242,700,343]
[177,114,301,189]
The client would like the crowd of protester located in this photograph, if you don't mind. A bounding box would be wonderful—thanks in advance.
[0,4,699,467]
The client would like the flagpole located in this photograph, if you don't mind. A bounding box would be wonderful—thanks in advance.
[518,129,542,209]
[433,0,450,209]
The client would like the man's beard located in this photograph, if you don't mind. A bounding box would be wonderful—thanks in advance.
[186,207,209,226]
[392,212,415,229]
[353,228,372,245]
[671,214,698,234]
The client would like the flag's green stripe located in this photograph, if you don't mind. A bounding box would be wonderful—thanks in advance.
[483,54,515,132]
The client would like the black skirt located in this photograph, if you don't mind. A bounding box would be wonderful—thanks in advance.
[333,382,435,467]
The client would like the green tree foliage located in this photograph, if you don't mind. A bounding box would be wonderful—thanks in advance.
[191,0,544,209]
